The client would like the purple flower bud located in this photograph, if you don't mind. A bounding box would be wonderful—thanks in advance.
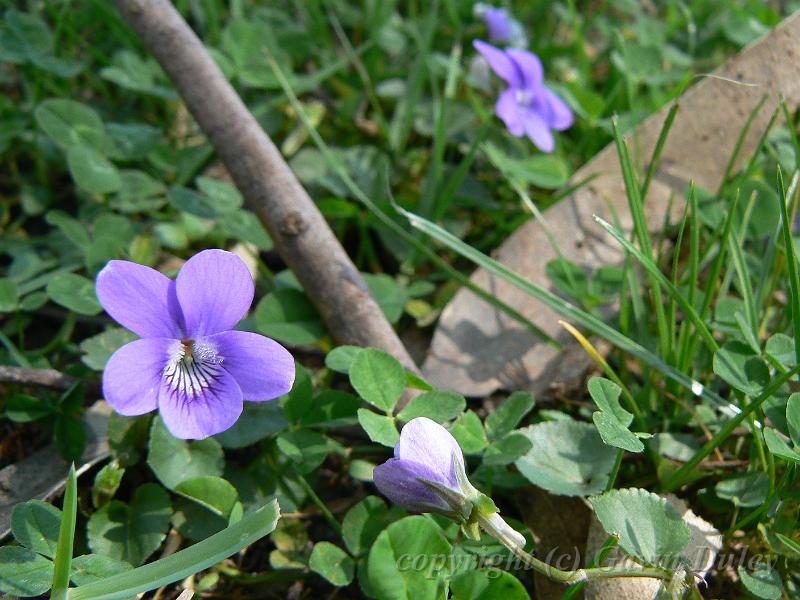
[473,39,573,152]
[373,417,526,548]
[483,7,513,42]
[474,4,528,46]
[96,249,295,439]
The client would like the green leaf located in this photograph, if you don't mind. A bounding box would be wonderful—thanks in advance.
[167,186,219,219]
[515,420,618,496]
[405,370,434,391]
[349,459,376,482]
[219,209,272,250]
[34,98,111,151]
[0,9,52,62]
[713,341,770,397]
[342,496,392,557]
[592,411,644,452]
[485,391,535,440]
[46,210,91,251]
[0,546,54,597]
[450,410,488,454]
[46,273,102,315]
[0,278,19,312]
[309,542,354,587]
[325,345,363,374]
[787,393,800,447]
[70,554,132,586]
[587,377,632,426]
[349,348,406,412]
[79,328,138,370]
[11,500,61,558]
[255,288,325,345]
[67,145,122,194]
[92,462,125,509]
[214,400,287,448]
[363,273,409,324]
[765,333,796,369]
[716,472,769,508]
[301,390,360,427]
[276,430,342,474]
[174,476,239,519]
[70,500,280,600]
[147,417,224,489]
[398,390,465,423]
[279,363,313,423]
[482,433,533,466]
[367,516,452,600]
[590,488,691,566]
[358,409,400,447]
[6,394,52,423]
[87,483,172,567]
[450,569,530,599]
[195,176,243,213]
[106,122,162,160]
[54,413,88,462]
[484,143,569,189]
[738,563,783,599]
[764,428,800,463]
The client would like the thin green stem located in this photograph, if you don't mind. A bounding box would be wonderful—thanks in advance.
[665,363,800,491]
[295,474,342,536]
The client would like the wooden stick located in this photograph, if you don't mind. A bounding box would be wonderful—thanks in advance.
[0,365,80,390]
[114,0,418,372]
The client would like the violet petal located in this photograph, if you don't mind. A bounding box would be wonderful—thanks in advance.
[102,338,171,416]
[396,417,464,489]
[496,88,525,136]
[473,40,521,87]
[158,355,244,439]
[96,260,184,338]
[523,110,555,152]
[176,249,254,338]
[209,330,295,401]
[542,87,574,130]
[373,458,452,513]
[505,48,543,90]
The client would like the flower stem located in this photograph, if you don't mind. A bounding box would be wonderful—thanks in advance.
[480,513,672,585]
[295,473,342,536]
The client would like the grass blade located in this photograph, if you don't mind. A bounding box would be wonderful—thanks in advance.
[777,168,800,366]
[593,215,718,354]
[664,364,800,491]
[395,202,735,412]
[640,101,679,200]
[69,500,281,600]
[266,54,558,346]
[51,464,77,600]
[612,117,670,359]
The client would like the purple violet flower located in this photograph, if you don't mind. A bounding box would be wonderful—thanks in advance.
[474,39,573,153]
[482,7,514,41]
[474,4,527,46]
[96,249,295,440]
[374,417,526,548]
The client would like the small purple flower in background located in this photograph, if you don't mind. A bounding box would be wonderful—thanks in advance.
[96,249,295,440]
[483,7,513,41]
[374,417,526,548]
[474,3,527,47]
[474,39,573,153]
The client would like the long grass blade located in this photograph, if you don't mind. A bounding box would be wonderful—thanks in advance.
[777,168,800,366]
[69,501,281,600]
[51,464,77,600]
[395,202,735,412]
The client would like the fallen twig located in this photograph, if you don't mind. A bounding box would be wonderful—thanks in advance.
[114,0,418,373]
